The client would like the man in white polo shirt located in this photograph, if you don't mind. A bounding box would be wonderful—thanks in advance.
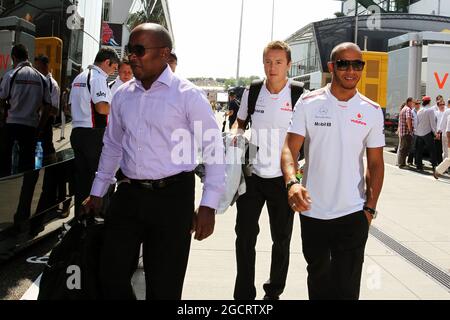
[281,42,385,300]
[69,48,119,215]
[231,40,304,300]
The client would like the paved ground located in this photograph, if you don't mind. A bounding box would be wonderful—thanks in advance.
[21,112,450,300]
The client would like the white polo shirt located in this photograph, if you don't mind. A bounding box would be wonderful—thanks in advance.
[69,65,111,128]
[288,84,385,220]
[237,79,295,178]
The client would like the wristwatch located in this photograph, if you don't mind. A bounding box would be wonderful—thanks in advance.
[286,179,300,192]
[363,206,378,219]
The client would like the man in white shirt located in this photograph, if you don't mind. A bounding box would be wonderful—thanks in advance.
[435,104,450,178]
[231,41,302,300]
[415,97,437,171]
[69,48,119,216]
[281,42,385,300]
[82,23,225,300]
[109,58,133,97]
[438,100,450,160]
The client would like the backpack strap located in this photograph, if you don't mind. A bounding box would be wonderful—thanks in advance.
[289,80,306,161]
[245,79,264,128]
[48,76,53,94]
[6,65,26,102]
[289,80,304,109]
[86,68,92,93]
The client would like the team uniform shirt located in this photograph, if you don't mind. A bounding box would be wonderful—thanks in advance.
[288,84,385,220]
[69,65,111,128]
[237,79,295,178]
[91,66,226,210]
[0,61,51,127]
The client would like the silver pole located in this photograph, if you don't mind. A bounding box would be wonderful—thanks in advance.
[60,111,66,140]
[271,0,275,41]
[236,0,244,86]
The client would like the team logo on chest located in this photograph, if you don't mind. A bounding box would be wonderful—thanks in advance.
[351,113,367,126]
[314,106,331,119]
[280,101,292,112]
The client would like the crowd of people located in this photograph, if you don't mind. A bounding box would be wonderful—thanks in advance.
[396,94,450,178]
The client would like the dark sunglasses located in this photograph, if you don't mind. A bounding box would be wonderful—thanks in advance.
[334,59,365,71]
[125,44,165,57]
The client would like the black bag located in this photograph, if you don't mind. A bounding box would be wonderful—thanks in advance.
[38,216,104,300]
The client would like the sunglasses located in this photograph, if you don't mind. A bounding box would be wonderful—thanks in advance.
[125,44,165,57]
[333,59,365,71]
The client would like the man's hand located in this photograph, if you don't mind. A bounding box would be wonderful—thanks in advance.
[81,195,103,216]
[191,206,215,241]
[229,128,245,147]
[363,210,373,226]
[288,183,312,212]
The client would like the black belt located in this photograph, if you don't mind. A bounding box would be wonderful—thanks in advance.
[127,171,193,190]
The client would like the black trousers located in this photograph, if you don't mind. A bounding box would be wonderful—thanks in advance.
[99,172,195,300]
[234,174,294,300]
[70,127,105,216]
[4,123,37,174]
[416,132,437,169]
[300,211,369,300]
[434,135,443,165]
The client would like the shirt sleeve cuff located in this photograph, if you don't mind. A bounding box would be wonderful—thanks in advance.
[200,189,222,210]
[90,179,110,197]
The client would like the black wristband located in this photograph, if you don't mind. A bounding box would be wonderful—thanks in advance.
[363,206,376,215]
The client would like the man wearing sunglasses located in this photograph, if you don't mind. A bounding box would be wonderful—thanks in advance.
[82,23,225,300]
[281,42,385,300]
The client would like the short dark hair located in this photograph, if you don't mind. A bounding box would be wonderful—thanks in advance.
[118,57,130,69]
[11,44,28,61]
[406,97,413,104]
[94,48,120,65]
[169,51,177,61]
[263,40,291,63]
[34,54,49,65]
